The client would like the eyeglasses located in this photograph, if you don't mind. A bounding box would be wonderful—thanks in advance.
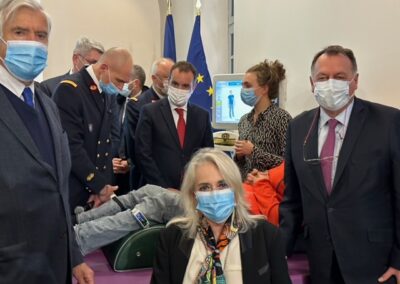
[78,54,98,65]
[154,74,169,82]
[196,181,230,192]
[302,109,341,164]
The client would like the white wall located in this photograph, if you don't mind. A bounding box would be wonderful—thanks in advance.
[41,0,228,86]
[159,0,229,76]
[235,0,400,116]
[41,0,161,83]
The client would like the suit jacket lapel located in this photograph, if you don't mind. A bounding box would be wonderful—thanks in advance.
[239,229,256,283]
[304,109,329,201]
[184,104,195,151]
[177,234,194,283]
[35,90,60,182]
[81,69,103,113]
[332,98,367,194]
[160,99,181,149]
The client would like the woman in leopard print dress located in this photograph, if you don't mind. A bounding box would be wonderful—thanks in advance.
[234,60,292,180]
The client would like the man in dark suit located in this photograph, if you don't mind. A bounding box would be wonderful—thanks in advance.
[39,37,104,97]
[279,45,400,283]
[124,58,174,189]
[53,47,133,211]
[0,0,93,283]
[135,61,214,189]
[113,64,148,194]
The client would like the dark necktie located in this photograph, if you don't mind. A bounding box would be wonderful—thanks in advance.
[175,108,186,148]
[320,119,339,194]
[22,87,34,108]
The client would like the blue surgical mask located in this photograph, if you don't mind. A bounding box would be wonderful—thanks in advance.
[99,69,120,96]
[195,188,235,224]
[1,38,48,81]
[240,87,258,106]
[120,83,131,97]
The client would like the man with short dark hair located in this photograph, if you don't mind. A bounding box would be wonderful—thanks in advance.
[39,36,104,97]
[280,45,400,283]
[135,61,214,189]
[0,0,93,283]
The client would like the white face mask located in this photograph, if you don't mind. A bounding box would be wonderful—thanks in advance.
[161,80,169,95]
[313,78,354,111]
[167,86,192,107]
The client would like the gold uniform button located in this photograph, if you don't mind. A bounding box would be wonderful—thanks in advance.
[86,173,95,182]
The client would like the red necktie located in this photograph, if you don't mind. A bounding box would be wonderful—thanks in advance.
[320,119,338,194]
[175,108,186,148]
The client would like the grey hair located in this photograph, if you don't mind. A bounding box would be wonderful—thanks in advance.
[168,148,261,239]
[73,36,104,56]
[0,0,51,37]
[131,64,146,86]
[150,57,174,76]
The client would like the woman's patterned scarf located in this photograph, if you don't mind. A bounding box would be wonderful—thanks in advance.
[196,213,239,284]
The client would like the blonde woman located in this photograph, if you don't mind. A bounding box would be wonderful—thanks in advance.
[151,148,291,284]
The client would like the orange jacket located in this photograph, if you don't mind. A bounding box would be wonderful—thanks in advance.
[243,162,285,226]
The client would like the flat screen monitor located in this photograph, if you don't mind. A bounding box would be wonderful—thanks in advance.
[212,73,252,130]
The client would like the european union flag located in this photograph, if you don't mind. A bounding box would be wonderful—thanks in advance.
[163,13,176,62]
[187,15,213,116]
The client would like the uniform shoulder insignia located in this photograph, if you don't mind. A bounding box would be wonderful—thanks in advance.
[60,80,78,88]
[128,97,138,102]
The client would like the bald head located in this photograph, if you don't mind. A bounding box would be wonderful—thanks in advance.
[94,47,134,91]
[97,47,132,70]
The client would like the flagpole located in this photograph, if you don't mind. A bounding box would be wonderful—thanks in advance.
[166,0,172,15]
[196,0,201,16]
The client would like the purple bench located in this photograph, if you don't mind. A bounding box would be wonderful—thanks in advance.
[75,250,310,284]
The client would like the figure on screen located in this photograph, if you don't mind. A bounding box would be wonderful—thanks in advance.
[228,90,235,118]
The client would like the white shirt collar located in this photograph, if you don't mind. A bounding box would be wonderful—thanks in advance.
[85,65,101,92]
[152,85,166,99]
[319,98,354,128]
[0,65,35,101]
[168,97,188,112]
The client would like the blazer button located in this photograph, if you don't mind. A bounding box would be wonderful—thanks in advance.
[106,139,110,143]
[97,153,100,158]
[103,165,107,170]
[98,141,101,145]
[105,152,109,157]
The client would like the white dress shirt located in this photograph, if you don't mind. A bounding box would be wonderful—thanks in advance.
[169,101,188,127]
[318,100,354,182]
[0,65,35,103]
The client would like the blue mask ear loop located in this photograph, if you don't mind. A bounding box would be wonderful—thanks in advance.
[0,37,8,64]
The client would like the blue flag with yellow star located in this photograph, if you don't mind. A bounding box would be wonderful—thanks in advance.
[163,14,176,62]
[187,15,213,115]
